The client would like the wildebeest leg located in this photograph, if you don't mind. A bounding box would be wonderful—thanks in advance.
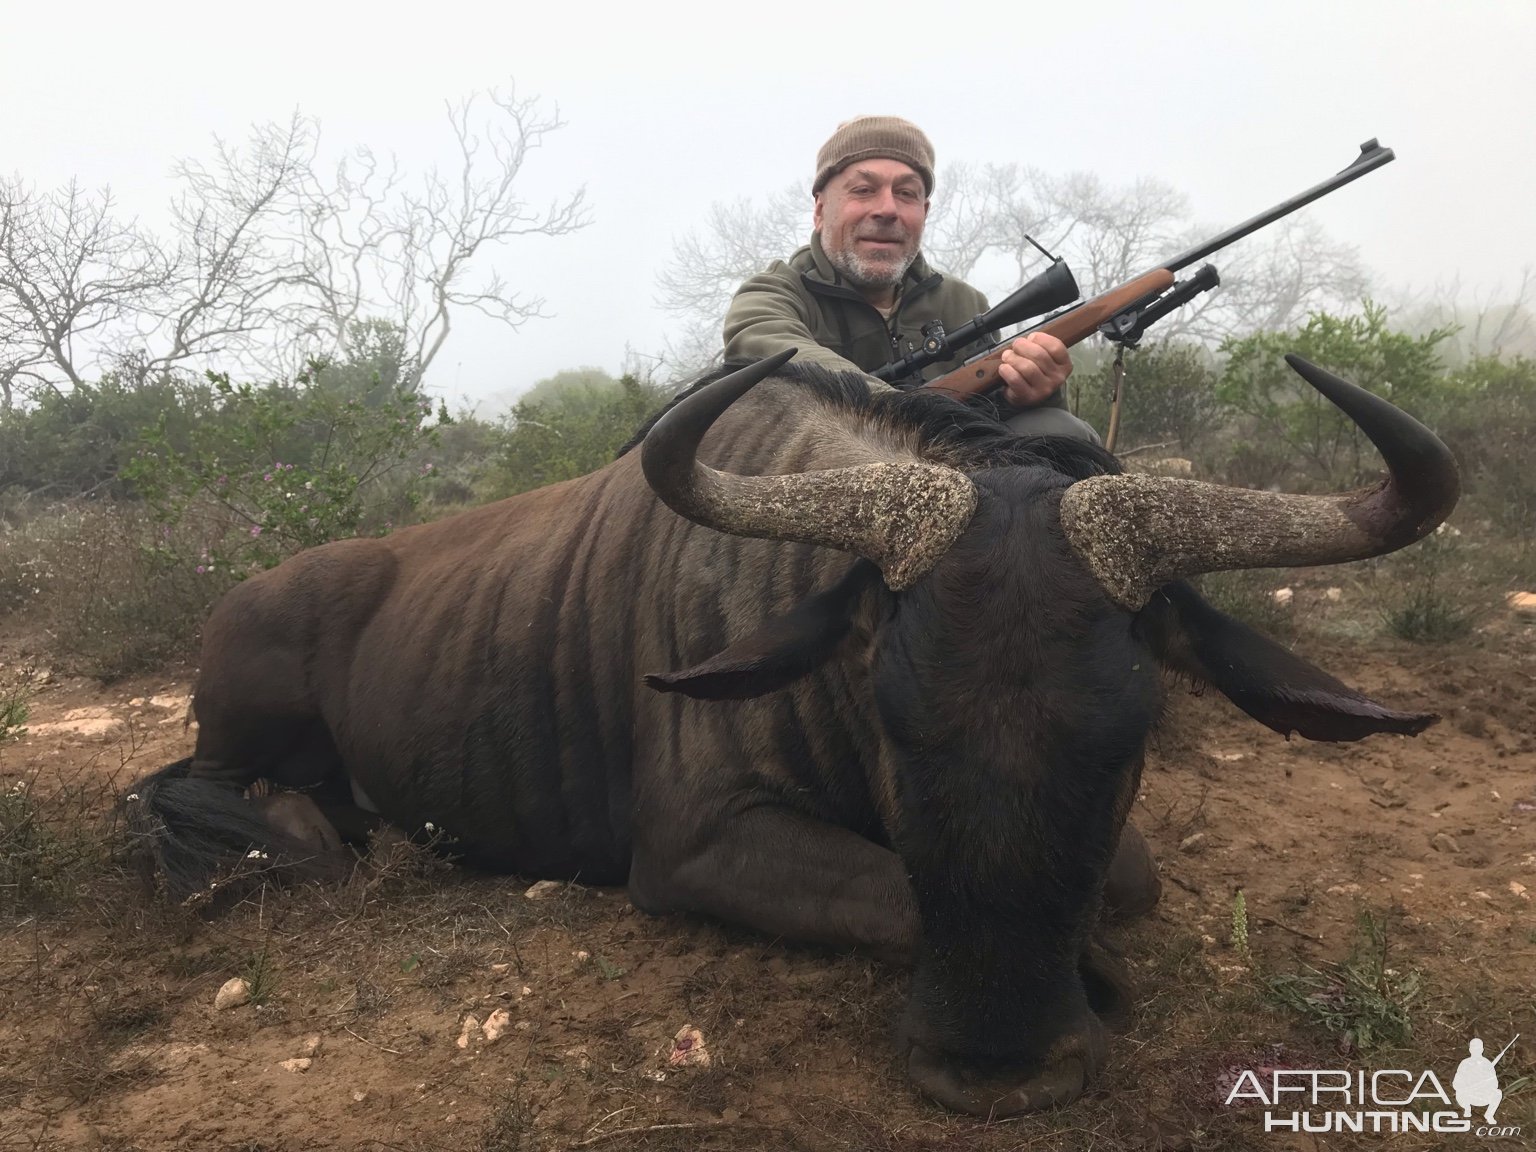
[630,805,921,963]
[1101,821,1161,922]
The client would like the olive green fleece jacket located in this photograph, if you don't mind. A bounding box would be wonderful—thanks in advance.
[721,233,1067,410]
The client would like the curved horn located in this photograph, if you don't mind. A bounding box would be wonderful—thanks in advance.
[1060,355,1461,610]
[641,351,978,590]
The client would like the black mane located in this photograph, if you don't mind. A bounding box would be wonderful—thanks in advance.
[618,360,1120,482]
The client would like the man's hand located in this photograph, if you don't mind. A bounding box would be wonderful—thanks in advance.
[998,332,1073,408]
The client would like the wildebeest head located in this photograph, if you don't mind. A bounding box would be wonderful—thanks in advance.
[640,350,1458,1115]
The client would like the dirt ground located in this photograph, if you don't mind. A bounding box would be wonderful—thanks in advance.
[2,596,1533,1152]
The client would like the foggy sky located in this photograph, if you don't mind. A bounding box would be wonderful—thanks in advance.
[6,0,1533,408]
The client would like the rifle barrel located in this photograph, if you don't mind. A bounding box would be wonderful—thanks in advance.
[1491,1034,1519,1065]
[1162,139,1394,275]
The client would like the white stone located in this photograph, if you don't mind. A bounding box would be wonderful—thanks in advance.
[214,977,252,1010]
[456,1015,478,1049]
[279,1057,312,1073]
[523,879,564,900]
[481,1009,511,1043]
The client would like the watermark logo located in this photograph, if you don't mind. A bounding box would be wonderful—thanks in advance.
[1454,1036,1512,1125]
[1223,1034,1522,1138]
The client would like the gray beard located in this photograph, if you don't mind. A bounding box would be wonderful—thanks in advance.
[825,242,917,292]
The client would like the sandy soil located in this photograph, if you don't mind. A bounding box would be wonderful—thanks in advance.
[2,609,1533,1151]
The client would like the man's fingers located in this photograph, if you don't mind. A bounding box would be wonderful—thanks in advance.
[1012,332,1073,372]
[998,333,1073,407]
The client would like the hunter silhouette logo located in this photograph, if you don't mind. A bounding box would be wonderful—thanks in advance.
[1223,1033,1523,1137]
[1454,1035,1516,1125]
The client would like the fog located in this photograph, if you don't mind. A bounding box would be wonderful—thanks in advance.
[6,0,1532,405]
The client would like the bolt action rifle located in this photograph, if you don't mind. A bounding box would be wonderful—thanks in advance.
[875,139,1396,399]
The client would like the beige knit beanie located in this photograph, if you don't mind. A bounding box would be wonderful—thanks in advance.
[812,116,935,196]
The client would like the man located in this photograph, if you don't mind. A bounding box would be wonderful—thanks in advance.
[723,116,1099,441]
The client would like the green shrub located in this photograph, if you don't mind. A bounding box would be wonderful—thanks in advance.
[485,373,669,497]
[0,500,227,677]
[1432,355,1536,542]
[1218,302,1456,490]
[125,361,449,579]
[1373,523,1478,643]
[1267,909,1422,1053]
[1068,340,1223,453]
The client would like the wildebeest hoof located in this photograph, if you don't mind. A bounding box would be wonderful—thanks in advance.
[906,1045,1088,1117]
[1080,935,1135,1031]
[1101,821,1161,923]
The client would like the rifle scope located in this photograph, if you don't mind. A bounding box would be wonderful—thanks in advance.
[873,258,1080,383]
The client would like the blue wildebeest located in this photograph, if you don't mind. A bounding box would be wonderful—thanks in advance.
[126,350,1457,1116]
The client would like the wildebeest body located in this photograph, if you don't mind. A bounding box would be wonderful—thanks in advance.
[131,356,1457,1117]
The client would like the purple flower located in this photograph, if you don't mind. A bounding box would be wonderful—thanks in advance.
[264,473,273,482]
[195,565,206,574]
[250,525,262,537]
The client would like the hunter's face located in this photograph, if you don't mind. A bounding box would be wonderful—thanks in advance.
[814,159,929,297]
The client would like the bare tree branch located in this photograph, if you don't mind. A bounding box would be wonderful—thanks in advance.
[0,82,587,399]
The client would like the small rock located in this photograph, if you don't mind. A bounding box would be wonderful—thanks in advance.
[149,693,190,711]
[1510,882,1529,901]
[1506,591,1536,616]
[351,1089,369,1104]
[1326,883,1361,896]
[524,879,564,900]
[301,1035,323,1058]
[563,1045,591,1071]
[215,977,252,1010]
[481,1009,511,1043]
[574,950,590,963]
[279,1058,312,1073]
[722,1108,742,1123]
[490,963,510,974]
[456,1015,479,1050]
[1178,832,1207,854]
[520,985,533,997]
[1432,832,1460,854]
[667,1024,711,1069]
[1271,587,1294,607]
[1324,587,1343,603]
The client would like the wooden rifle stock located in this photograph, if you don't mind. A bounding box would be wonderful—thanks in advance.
[922,269,1175,400]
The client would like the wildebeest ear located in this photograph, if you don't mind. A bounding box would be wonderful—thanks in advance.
[645,562,882,700]
[1139,580,1437,741]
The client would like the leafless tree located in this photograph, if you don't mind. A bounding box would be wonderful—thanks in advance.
[1391,267,1535,363]
[0,180,172,402]
[0,84,588,405]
